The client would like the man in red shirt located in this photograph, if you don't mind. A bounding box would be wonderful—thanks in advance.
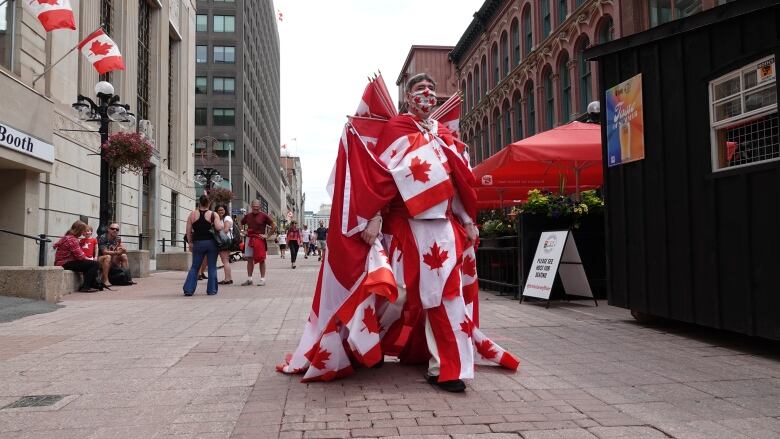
[240,199,275,286]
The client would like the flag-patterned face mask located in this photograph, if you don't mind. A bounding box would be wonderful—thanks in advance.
[408,89,437,116]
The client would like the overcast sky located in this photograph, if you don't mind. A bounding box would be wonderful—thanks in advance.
[275,0,482,212]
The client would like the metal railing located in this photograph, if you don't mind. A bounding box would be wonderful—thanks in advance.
[0,230,52,267]
[476,236,522,297]
[159,234,188,252]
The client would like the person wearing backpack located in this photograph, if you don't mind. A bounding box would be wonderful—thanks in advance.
[215,205,234,285]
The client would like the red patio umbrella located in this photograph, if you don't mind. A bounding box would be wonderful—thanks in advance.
[472,121,603,208]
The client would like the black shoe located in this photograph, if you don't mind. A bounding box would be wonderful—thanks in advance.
[426,375,466,393]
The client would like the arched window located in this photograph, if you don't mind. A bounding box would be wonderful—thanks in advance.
[481,56,488,97]
[511,19,520,67]
[560,52,571,122]
[598,16,614,43]
[482,118,490,160]
[461,79,467,114]
[513,92,523,141]
[493,109,502,155]
[543,68,554,129]
[575,0,586,7]
[475,124,483,163]
[467,73,474,110]
[491,43,499,87]
[541,0,551,38]
[503,101,512,147]
[500,32,509,78]
[523,7,533,56]
[558,0,568,25]
[474,66,481,106]
[526,81,536,136]
[578,37,592,113]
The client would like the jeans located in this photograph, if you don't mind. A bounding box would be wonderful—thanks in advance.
[62,259,101,289]
[288,241,299,263]
[183,239,218,295]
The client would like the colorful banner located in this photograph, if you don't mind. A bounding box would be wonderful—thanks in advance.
[606,74,645,167]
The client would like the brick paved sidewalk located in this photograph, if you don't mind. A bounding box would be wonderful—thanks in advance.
[0,254,779,439]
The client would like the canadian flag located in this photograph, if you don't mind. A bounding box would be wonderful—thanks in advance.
[78,29,126,75]
[22,0,76,32]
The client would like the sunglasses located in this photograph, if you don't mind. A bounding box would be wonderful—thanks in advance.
[109,227,119,231]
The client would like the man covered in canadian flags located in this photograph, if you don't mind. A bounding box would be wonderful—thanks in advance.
[277,73,519,392]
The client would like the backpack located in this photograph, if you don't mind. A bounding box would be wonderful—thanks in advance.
[230,223,242,251]
[108,266,134,286]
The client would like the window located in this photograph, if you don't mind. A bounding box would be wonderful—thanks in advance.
[195,108,207,125]
[137,0,151,120]
[475,126,483,163]
[523,7,533,56]
[467,74,473,110]
[513,94,523,141]
[196,14,207,32]
[578,37,592,113]
[170,192,178,245]
[710,56,778,170]
[598,16,614,43]
[213,15,235,33]
[526,82,536,136]
[511,19,520,67]
[213,46,235,63]
[0,0,15,71]
[213,108,235,126]
[576,0,586,7]
[649,0,702,27]
[481,57,488,97]
[99,0,113,83]
[491,44,499,87]
[213,77,235,94]
[474,67,480,106]
[195,76,208,94]
[504,107,512,147]
[558,0,568,24]
[501,32,509,78]
[494,113,502,154]
[168,39,178,170]
[541,0,551,38]
[544,69,554,129]
[560,53,571,122]
[482,123,490,160]
[215,139,235,157]
[196,45,207,63]
[461,80,467,114]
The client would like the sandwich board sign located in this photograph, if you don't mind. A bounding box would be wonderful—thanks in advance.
[520,230,597,307]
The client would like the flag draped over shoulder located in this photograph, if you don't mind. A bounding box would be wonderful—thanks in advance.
[22,0,76,32]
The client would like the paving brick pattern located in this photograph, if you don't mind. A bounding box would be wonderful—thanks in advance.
[0,255,779,438]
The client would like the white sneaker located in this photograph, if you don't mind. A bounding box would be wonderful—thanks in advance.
[257,278,266,286]
[241,280,253,286]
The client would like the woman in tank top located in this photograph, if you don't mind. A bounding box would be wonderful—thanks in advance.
[183,195,224,296]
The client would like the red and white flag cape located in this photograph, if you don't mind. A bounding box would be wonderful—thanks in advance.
[22,0,76,32]
[78,29,126,75]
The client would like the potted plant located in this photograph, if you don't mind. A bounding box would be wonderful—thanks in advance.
[101,132,153,175]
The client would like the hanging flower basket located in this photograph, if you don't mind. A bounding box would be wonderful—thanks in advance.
[101,132,153,175]
[207,187,234,206]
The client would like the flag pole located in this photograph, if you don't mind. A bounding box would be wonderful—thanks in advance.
[31,26,102,88]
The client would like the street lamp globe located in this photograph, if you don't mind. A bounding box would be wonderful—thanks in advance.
[95,81,114,96]
[211,173,223,184]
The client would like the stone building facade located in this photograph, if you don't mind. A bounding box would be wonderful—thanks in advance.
[452,0,736,166]
[280,147,303,227]
[0,0,198,265]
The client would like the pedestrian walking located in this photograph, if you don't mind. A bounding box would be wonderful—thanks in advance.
[277,230,287,259]
[308,230,318,256]
[240,200,274,286]
[286,221,302,269]
[301,225,310,259]
[315,220,328,262]
[183,195,223,296]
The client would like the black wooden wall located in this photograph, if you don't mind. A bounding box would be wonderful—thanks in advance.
[595,4,780,340]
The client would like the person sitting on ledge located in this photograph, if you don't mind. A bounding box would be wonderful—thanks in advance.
[98,222,129,283]
[53,220,102,293]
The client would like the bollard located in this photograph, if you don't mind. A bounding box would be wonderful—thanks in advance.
[38,234,47,266]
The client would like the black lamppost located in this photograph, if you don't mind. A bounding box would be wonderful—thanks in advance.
[71,81,135,237]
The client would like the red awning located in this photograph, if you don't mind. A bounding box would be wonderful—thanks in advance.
[472,121,603,207]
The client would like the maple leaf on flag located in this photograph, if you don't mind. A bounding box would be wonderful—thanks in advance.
[90,40,113,56]
[390,149,398,158]
[476,339,498,359]
[406,156,431,183]
[38,0,59,4]
[378,249,389,262]
[362,306,381,334]
[311,349,331,370]
[463,255,477,278]
[460,318,473,337]
[422,242,448,272]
